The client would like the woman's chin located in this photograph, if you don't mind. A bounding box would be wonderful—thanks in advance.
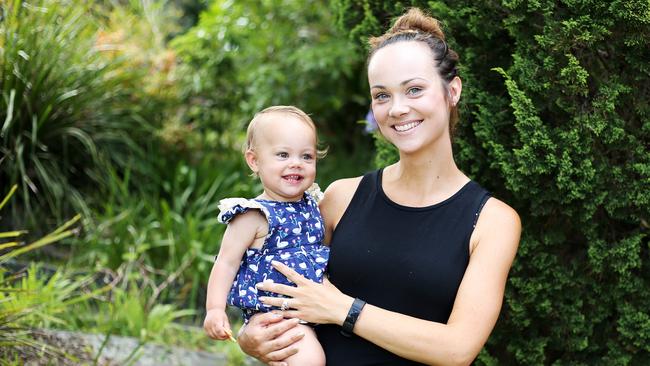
[390,140,425,155]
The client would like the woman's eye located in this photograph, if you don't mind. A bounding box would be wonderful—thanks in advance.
[373,92,389,102]
[406,87,422,96]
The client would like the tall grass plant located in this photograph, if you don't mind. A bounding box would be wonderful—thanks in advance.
[0,0,149,228]
[77,154,258,311]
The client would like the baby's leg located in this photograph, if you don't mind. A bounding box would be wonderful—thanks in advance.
[283,324,325,366]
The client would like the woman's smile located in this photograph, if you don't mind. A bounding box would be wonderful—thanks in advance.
[393,119,423,132]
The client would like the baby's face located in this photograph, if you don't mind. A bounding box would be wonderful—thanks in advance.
[248,113,317,202]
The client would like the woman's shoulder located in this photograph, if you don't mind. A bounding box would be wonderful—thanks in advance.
[471,197,521,255]
[319,176,365,233]
[325,176,364,196]
[322,175,367,207]
[481,197,520,226]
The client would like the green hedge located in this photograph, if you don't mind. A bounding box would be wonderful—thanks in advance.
[335,1,649,364]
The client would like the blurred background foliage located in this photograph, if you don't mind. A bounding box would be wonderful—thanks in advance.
[0,0,648,364]
[169,0,373,181]
[1,0,372,363]
[0,0,146,228]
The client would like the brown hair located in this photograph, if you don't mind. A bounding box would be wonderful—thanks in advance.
[245,105,327,158]
[368,8,460,134]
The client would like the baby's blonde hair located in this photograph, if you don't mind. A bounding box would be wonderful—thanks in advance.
[245,105,327,158]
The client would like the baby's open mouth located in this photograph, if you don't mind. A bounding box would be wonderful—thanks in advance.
[283,174,303,183]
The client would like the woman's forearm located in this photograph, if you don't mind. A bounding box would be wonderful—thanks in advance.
[351,304,480,366]
[260,258,505,366]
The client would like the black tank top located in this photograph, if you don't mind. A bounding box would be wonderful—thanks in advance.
[316,169,490,365]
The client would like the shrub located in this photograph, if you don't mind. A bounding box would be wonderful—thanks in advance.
[0,0,149,227]
[336,0,649,364]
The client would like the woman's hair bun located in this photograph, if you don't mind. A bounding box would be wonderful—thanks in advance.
[389,8,446,41]
[368,8,446,49]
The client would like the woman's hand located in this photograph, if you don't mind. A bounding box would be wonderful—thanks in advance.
[257,261,354,325]
[237,312,304,366]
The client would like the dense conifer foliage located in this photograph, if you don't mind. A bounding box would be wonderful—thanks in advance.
[336,1,649,363]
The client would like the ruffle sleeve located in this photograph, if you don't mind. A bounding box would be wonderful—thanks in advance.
[217,198,270,224]
[305,183,324,204]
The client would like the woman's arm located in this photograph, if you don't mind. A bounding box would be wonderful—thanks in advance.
[259,197,521,366]
[237,177,362,363]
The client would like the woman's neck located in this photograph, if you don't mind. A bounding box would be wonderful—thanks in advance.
[382,141,468,205]
[396,138,462,180]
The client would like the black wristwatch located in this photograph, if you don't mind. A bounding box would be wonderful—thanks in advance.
[340,298,366,337]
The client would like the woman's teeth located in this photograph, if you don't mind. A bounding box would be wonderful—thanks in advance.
[394,121,421,132]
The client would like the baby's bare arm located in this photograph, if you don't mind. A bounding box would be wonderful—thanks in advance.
[204,211,268,337]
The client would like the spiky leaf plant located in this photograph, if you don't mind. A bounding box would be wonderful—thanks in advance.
[0,0,144,226]
[0,184,87,362]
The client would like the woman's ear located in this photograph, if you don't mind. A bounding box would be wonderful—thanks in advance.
[448,76,462,106]
[245,149,259,174]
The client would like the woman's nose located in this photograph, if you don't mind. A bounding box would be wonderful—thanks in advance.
[388,97,409,117]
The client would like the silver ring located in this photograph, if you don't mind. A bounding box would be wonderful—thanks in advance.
[280,299,290,311]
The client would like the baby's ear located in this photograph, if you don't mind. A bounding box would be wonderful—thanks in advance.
[245,149,259,174]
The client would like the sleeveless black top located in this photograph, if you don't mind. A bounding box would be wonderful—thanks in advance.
[316,169,490,365]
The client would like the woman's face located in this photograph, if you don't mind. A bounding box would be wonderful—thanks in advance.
[368,41,459,155]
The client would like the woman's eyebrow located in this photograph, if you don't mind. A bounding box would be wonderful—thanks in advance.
[370,77,428,90]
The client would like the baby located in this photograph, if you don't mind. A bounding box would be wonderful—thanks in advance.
[204,106,328,365]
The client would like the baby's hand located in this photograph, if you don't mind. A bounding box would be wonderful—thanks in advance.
[203,308,233,341]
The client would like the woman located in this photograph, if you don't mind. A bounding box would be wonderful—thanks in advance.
[237,7,521,366]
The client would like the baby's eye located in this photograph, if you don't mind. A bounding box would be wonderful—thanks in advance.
[302,153,314,161]
[276,152,289,159]
[406,87,423,96]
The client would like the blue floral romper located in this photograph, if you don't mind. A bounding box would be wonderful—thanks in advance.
[217,191,329,322]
